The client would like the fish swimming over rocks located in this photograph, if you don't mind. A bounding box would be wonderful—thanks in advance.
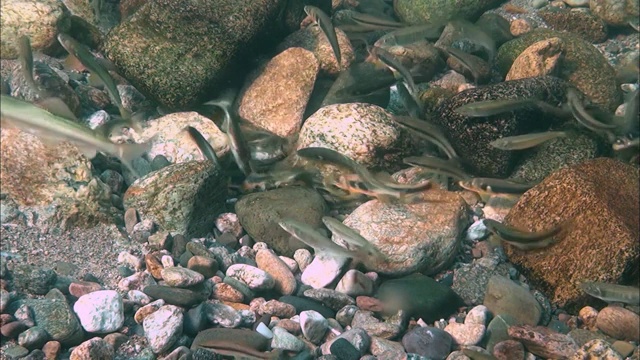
[321,216,387,264]
[489,131,567,151]
[57,33,137,130]
[184,126,220,167]
[1,94,150,176]
[304,5,341,66]
[580,281,640,305]
[483,219,568,250]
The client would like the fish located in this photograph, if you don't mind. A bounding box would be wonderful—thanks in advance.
[393,116,458,160]
[459,177,536,195]
[437,46,485,84]
[279,219,362,260]
[566,88,618,132]
[483,219,566,250]
[395,82,424,119]
[403,156,470,181]
[184,126,220,167]
[192,339,285,359]
[304,5,341,65]
[375,22,447,47]
[489,131,567,151]
[242,169,317,192]
[225,110,252,176]
[580,281,640,305]
[454,98,541,117]
[0,95,150,176]
[447,20,496,62]
[369,46,418,96]
[336,10,404,32]
[56,33,139,131]
[619,87,639,139]
[17,35,46,98]
[459,177,534,202]
[296,147,413,198]
[321,216,387,264]
[202,87,238,132]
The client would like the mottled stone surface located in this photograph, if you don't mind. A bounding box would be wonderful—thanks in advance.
[296,103,416,171]
[134,112,229,164]
[495,29,620,111]
[238,48,319,138]
[590,0,639,26]
[394,0,502,24]
[343,190,470,276]
[277,26,354,76]
[537,8,608,43]
[504,158,639,312]
[508,325,578,359]
[0,0,70,59]
[123,161,228,237]
[431,76,569,177]
[235,187,327,257]
[103,0,316,109]
[506,38,564,81]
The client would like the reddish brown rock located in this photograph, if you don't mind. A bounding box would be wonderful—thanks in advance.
[503,158,639,312]
[508,325,578,359]
[144,253,164,280]
[596,306,640,342]
[238,47,319,138]
[69,281,103,298]
[212,283,244,303]
[493,339,525,360]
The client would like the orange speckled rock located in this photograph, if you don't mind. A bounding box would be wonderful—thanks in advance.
[503,158,639,313]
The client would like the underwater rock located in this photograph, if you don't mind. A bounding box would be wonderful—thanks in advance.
[393,0,502,25]
[590,0,639,26]
[296,102,416,171]
[103,0,322,110]
[0,0,70,59]
[123,160,228,238]
[432,76,570,178]
[277,25,354,76]
[235,187,327,257]
[134,111,229,164]
[343,189,470,276]
[537,7,608,43]
[238,47,319,138]
[503,158,639,313]
[496,28,620,111]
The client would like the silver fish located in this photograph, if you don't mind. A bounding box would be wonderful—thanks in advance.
[279,219,357,260]
[370,46,417,96]
[185,126,220,167]
[321,216,386,264]
[1,94,150,176]
[454,98,541,117]
[489,131,567,151]
[580,281,640,305]
[566,88,618,132]
[57,33,135,128]
[304,5,341,65]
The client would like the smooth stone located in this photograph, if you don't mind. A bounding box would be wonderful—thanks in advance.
[73,290,124,333]
[377,273,464,323]
[191,328,269,351]
[160,267,205,288]
[443,322,486,346]
[483,275,542,326]
[17,326,49,350]
[143,285,206,308]
[484,314,519,352]
[335,270,374,297]
[320,327,371,357]
[69,337,114,360]
[402,326,453,360]
[465,305,491,326]
[271,326,306,352]
[203,301,242,329]
[143,305,184,354]
[226,264,275,291]
[278,295,336,319]
[596,306,640,341]
[255,249,297,296]
[508,324,578,359]
[301,253,348,289]
[329,338,360,360]
[300,310,329,344]
[303,288,356,311]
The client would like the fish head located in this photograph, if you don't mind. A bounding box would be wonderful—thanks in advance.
[580,282,602,296]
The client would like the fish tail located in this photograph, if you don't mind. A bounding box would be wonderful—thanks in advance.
[116,140,152,178]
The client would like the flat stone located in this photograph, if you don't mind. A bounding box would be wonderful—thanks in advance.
[143,285,206,308]
[483,275,542,326]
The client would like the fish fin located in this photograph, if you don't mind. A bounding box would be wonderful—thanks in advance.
[34,97,77,121]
